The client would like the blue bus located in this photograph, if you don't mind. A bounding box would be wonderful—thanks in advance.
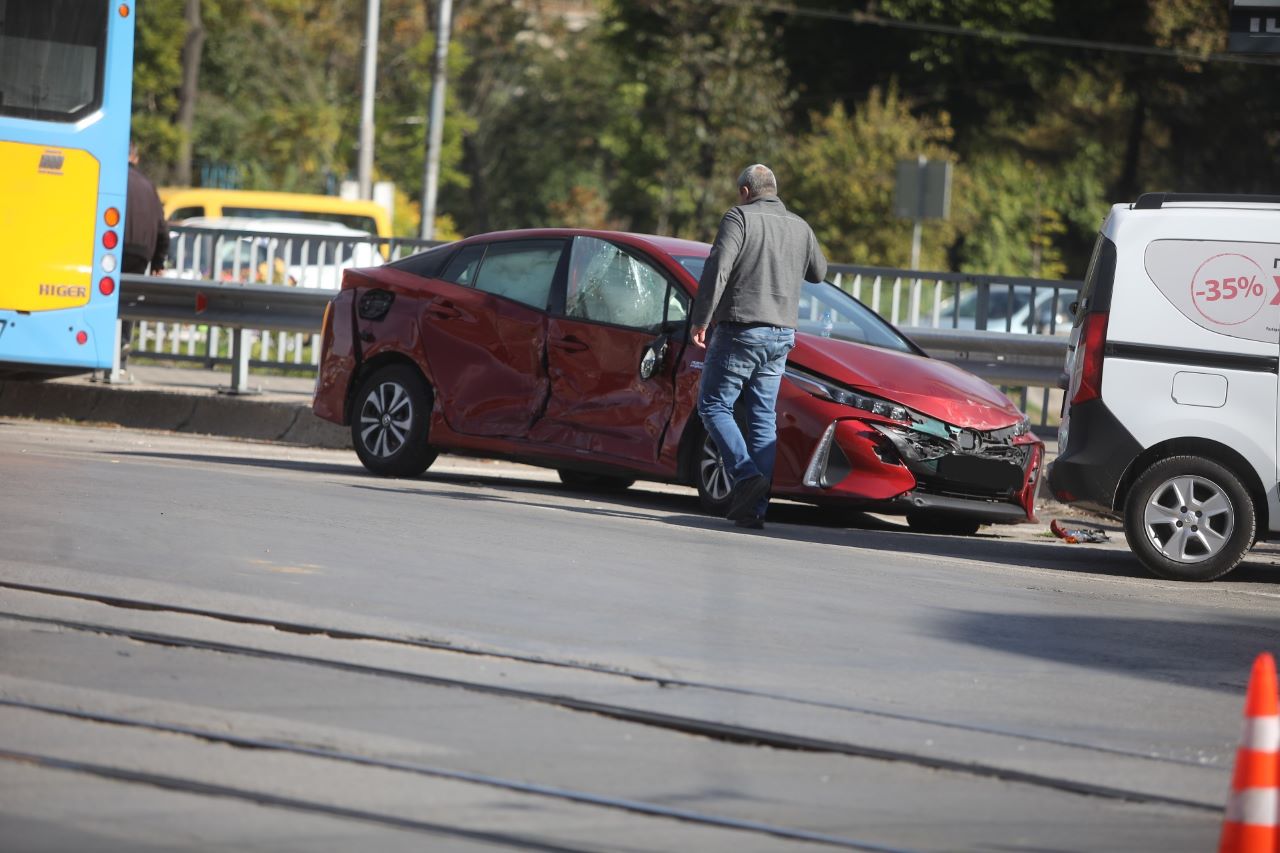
[0,1,136,377]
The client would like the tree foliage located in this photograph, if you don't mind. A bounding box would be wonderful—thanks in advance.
[130,0,1280,275]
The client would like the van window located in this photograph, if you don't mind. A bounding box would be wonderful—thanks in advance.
[1075,235,1117,326]
[170,206,204,221]
[222,206,378,235]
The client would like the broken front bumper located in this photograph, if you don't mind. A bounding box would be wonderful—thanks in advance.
[791,417,1043,523]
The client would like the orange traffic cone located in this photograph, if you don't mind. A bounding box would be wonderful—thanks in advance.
[1220,652,1280,853]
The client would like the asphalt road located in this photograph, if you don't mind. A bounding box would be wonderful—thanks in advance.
[3,418,1279,851]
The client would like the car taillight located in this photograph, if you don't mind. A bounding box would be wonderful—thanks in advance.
[320,300,334,343]
[1071,312,1109,405]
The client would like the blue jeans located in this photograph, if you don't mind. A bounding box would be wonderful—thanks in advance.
[697,323,796,518]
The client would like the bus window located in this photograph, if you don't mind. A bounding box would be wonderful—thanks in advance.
[0,1,108,122]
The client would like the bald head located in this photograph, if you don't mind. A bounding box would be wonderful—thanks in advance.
[737,164,777,201]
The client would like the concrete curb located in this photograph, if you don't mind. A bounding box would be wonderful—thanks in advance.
[0,378,351,449]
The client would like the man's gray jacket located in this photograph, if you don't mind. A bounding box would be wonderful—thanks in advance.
[690,196,828,330]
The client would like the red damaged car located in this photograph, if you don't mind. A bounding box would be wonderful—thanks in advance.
[313,229,1043,534]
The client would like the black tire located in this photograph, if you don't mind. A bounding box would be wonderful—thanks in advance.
[692,428,734,515]
[1123,455,1255,581]
[905,512,983,537]
[557,470,636,492]
[350,364,438,477]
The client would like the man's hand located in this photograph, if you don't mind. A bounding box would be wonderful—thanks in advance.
[691,325,708,347]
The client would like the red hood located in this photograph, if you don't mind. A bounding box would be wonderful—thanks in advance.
[788,335,1023,430]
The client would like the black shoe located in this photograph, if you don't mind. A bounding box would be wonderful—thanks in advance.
[734,516,765,530]
[726,474,770,521]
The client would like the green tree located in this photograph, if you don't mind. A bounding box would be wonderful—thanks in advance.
[603,0,794,239]
[131,0,187,180]
[778,88,956,269]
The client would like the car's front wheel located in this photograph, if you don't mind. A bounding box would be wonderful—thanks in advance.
[1123,455,1255,581]
[905,512,983,537]
[694,431,734,515]
[351,364,438,477]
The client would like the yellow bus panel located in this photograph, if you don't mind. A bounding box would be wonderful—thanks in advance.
[0,141,99,313]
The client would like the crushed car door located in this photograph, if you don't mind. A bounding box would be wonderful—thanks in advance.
[418,239,565,438]
[529,235,684,463]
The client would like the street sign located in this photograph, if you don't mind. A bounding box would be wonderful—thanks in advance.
[894,158,951,221]
[1229,0,1280,53]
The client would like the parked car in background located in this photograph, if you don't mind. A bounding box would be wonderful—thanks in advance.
[313,229,1044,534]
[167,217,381,289]
[938,284,1073,334]
[161,187,391,237]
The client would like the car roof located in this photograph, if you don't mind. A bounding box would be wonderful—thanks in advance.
[456,228,712,260]
[178,216,373,237]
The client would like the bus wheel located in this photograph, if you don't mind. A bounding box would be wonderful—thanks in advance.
[351,365,438,477]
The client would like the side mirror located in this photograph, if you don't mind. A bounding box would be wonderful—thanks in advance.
[639,334,670,380]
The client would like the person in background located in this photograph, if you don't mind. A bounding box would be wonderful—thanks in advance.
[119,143,169,370]
[690,164,828,530]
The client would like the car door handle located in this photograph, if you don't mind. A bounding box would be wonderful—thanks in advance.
[551,336,589,353]
[426,300,461,320]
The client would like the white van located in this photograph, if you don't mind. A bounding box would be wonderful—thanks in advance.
[1050,193,1280,581]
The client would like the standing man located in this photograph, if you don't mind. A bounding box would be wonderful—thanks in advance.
[119,143,169,370]
[691,164,827,529]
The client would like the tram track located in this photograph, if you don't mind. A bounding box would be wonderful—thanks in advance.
[0,579,1222,771]
[0,604,1221,813]
[0,747,597,853]
[0,698,910,852]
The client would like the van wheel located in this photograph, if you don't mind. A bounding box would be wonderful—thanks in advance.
[1123,456,1254,581]
[906,513,983,537]
[351,365,438,477]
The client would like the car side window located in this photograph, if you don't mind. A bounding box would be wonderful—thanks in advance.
[666,286,689,324]
[439,244,485,286]
[565,236,668,330]
[471,241,562,309]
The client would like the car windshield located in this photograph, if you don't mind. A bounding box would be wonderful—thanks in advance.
[675,256,916,354]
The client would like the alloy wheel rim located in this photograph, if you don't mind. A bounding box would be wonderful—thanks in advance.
[1141,475,1234,564]
[699,437,732,501]
[359,381,413,459]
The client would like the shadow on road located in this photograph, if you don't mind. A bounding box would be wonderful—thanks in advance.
[120,449,1280,587]
[935,609,1280,693]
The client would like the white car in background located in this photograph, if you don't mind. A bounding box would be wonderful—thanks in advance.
[166,216,382,289]
[938,285,1073,335]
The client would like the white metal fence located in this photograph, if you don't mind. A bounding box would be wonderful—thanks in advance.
[130,226,441,369]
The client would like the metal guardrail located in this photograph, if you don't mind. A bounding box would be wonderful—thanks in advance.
[120,274,1072,429]
[828,262,1083,336]
[126,227,1077,427]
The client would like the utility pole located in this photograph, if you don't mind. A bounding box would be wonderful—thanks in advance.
[420,0,453,240]
[357,0,381,200]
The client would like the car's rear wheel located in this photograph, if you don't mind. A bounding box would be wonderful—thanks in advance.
[557,470,636,492]
[695,431,734,515]
[1123,455,1254,581]
[351,364,438,477]
[905,512,983,537]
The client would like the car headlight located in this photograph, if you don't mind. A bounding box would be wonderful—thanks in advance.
[1013,416,1031,437]
[785,367,911,422]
